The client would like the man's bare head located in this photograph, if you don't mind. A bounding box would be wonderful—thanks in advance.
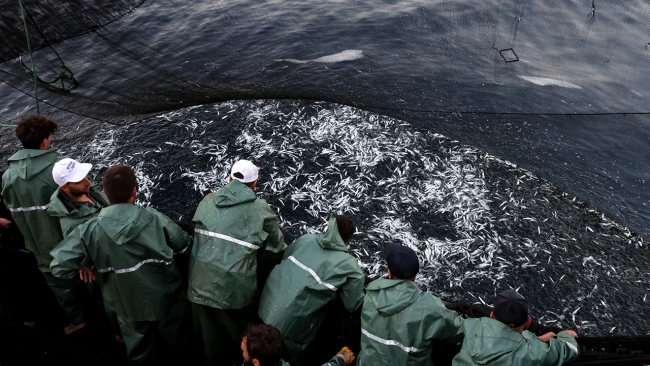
[102,165,137,205]
[16,115,58,149]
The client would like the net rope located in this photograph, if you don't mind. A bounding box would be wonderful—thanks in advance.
[0,0,79,115]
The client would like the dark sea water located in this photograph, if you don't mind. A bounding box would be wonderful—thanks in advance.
[1,0,649,336]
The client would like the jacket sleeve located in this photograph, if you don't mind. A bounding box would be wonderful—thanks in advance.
[339,258,365,312]
[261,204,286,254]
[50,226,92,279]
[321,355,346,366]
[425,296,465,344]
[156,210,191,254]
[526,331,580,365]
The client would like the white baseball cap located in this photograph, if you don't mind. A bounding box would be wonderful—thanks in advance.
[230,159,258,183]
[52,158,93,186]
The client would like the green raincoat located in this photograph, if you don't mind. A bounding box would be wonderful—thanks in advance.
[48,182,119,332]
[187,179,285,310]
[258,218,365,358]
[50,204,191,322]
[48,181,109,236]
[357,279,464,366]
[452,317,579,366]
[1,149,64,272]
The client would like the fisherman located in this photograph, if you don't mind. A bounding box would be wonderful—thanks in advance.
[187,159,286,366]
[48,158,123,342]
[240,324,355,366]
[451,289,579,366]
[48,158,109,236]
[356,243,464,366]
[49,164,192,363]
[0,115,88,334]
[258,215,365,361]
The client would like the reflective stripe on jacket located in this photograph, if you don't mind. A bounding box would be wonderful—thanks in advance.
[187,179,285,309]
[451,317,579,366]
[357,279,464,366]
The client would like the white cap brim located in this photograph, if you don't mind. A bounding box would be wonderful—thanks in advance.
[67,163,92,183]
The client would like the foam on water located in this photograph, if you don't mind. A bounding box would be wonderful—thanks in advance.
[518,76,583,89]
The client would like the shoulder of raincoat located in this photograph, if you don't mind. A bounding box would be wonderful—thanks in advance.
[259,218,365,341]
[1,149,65,272]
[451,317,579,366]
[187,180,286,309]
[48,181,110,237]
[50,203,190,322]
[357,278,464,366]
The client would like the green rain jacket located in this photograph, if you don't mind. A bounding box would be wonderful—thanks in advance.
[357,279,464,366]
[187,180,285,310]
[48,182,109,236]
[452,317,579,366]
[258,218,365,343]
[1,149,64,272]
[50,204,191,322]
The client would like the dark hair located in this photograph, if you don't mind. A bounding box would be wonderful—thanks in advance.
[102,165,137,204]
[335,215,355,242]
[242,324,284,366]
[16,115,59,149]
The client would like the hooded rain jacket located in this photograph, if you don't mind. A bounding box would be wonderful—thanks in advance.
[1,149,64,272]
[187,180,285,310]
[50,204,191,322]
[357,279,463,366]
[451,317,579,366]
[258,218,365,354]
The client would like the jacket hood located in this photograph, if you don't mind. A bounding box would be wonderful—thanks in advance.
[317,217,348,252]
[7,149,58,180]
[462,318,527,365]
[48,187,70,218]
[213,180,257,207]
[97,204,154,245]
[366,279,421,315]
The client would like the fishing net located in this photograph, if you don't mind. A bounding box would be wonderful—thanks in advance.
[1,0,648,237]
[1,0,649,362]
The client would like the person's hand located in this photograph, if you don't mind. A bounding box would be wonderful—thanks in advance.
[0,217,11,229]
[538,332,557,342]
[336,346,355,365]
[560,330,578,338]
[79,267,97,283]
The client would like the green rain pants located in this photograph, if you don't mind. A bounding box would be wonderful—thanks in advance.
[192,302,257,366]
[119,300,190,364]
[42,271,86,325]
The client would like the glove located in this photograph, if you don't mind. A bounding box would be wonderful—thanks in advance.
[336,346,355,365]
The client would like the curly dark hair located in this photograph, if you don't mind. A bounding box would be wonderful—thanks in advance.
[242,324,284,366]
[15,115,59,149]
